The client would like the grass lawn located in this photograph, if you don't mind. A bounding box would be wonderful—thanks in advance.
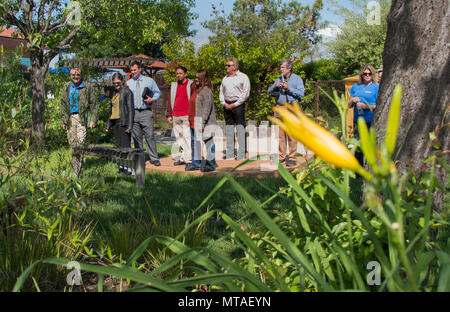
[31,144,287,262]
[0,143,289,290]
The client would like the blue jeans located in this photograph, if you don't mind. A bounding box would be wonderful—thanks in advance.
[191,128,217,170]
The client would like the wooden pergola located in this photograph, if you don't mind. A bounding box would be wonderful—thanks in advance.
[65,54,167,78]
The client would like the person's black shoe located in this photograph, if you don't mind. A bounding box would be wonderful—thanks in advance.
[285,159,297,167]
[151,160,161,166]
[185,164,200,171]
[200,167,215,173]
[173,160,186,166]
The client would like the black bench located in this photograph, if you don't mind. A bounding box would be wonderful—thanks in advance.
[74,145,146,188]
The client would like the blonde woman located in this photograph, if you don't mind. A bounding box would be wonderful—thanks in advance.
[348,64,379,164]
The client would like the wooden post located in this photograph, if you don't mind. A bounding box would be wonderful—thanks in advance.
[315,80,320,117]
[135,152,146,189]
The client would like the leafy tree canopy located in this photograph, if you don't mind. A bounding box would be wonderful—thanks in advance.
[204,0,323,57]
[326,0,390,77]
[72,0,197,59]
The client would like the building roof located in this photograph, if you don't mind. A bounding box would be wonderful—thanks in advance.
[0,28,28,50]
[66,55,167,72]
[0,28,22,38]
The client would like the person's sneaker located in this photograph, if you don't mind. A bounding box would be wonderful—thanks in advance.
[185,164,200,171]
[173,160,186,166]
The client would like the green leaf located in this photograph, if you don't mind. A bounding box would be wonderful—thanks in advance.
[358,117,377,169]
[224,171,333,291]
[385,84,402,158]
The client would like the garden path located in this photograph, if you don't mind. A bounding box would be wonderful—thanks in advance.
[145,154,314,177]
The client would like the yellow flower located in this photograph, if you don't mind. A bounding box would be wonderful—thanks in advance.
[269,102,372,181]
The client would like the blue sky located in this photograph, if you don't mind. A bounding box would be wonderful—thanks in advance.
[189,0,356,48]
[191,0,349,27]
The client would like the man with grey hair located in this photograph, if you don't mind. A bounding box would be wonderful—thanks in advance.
[268,58,304,167]
[61,67,98,177]
[220,57,251,160]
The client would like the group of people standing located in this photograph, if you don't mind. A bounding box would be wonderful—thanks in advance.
[167,57,252,171]
[60,56,381,178]
[61,61,163,177]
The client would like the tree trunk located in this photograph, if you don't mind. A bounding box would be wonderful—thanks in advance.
[374,0,449,211]
[30,49,50,147]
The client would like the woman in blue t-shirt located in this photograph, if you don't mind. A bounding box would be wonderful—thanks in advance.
[348,64,379,165]
[348,64,379,137]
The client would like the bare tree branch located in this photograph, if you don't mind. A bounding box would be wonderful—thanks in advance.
[56,26,79,49]
[41,0,58,35]
[37,0,48,31]
[3,10,28,36]
[43,26,79,65]
[21,0,34,33]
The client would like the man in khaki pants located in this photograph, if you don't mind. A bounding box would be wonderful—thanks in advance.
[268,59,304,166]
[166,66,194,166]
[61,67,98,177]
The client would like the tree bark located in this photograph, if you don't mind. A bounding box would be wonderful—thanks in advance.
[374,0,449,211]
[30,49,49,147]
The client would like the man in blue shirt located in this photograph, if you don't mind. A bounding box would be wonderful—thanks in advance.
[61,67,98,178]
[268,59,305,167]
[127,61,162,166]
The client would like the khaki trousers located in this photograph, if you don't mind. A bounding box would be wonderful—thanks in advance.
[67,114,87,178]
[173,116,192,163]
[274,110,297,161]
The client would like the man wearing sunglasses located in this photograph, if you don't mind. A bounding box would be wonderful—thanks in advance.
[219,57,250,160]
[61,67,98,178]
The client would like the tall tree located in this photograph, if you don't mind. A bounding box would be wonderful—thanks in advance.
[1,0,80,145]
[374,0,449,211]
[327,0,390,77]
[183,0,323,120]
[205,0,323,57]
[72,0,196,59]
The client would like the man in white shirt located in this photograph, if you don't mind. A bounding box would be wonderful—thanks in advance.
[219,57,250,160]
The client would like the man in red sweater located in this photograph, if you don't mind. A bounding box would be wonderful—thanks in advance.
[167,66,194,166]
